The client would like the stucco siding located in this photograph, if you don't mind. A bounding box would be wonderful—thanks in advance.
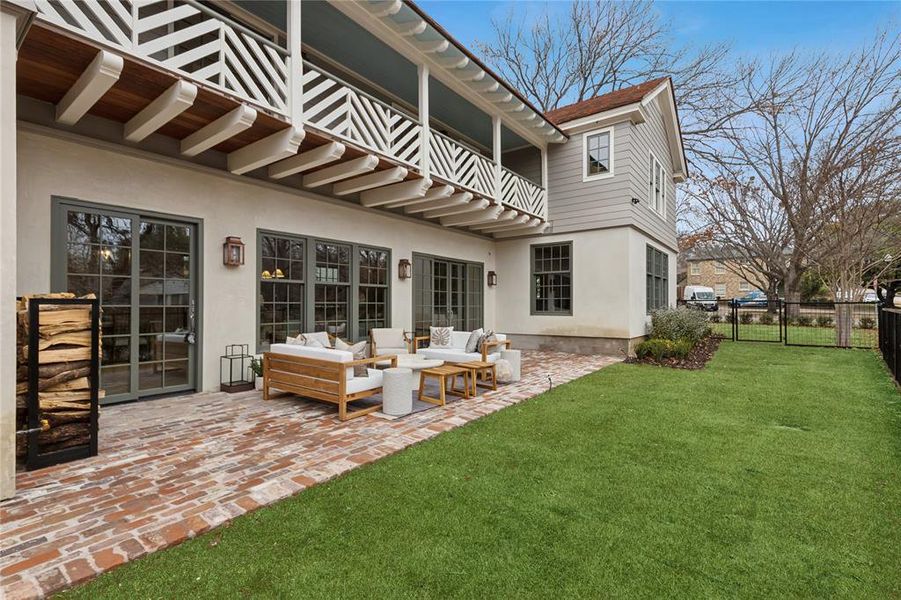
[16,129,498,393]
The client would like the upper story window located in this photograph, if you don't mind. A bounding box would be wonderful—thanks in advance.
[714,261,726,275]
[690,263,701,276]
[532,242,573,315]
[583,127,614,182]
[648,152,666,217]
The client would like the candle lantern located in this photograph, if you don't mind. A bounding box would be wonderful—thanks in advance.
[223,236,245,267]
[220,344,253,392]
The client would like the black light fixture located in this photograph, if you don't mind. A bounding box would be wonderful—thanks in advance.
[487,270,498,287]
[398,258,412,280]
[631,197,641,205]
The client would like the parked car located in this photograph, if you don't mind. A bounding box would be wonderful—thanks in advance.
[682,285,718,311]
[729,291,769,307]
[863,289,877,303]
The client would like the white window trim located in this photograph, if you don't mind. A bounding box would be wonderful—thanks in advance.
[648,150,667,219]
[714,261,726,275]
[690,263,701,275]
[715,284,727,297]
[582,126,615,182]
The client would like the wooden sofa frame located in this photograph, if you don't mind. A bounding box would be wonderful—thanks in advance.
[412,335,512,363]
[263,351,397,421]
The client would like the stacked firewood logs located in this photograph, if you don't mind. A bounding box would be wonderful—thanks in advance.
[15,293,103,463]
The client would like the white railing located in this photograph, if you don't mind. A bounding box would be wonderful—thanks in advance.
[501,167,547,219]
[301,61,422,167]
[428,131,495,198]
[33,0,289,115]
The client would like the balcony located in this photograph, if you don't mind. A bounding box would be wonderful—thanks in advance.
[27,0,549,228]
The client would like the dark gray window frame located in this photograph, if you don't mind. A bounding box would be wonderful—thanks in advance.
[646,244,669,313]
[530,241,573,316]
[411,252,484,336]
[50,196,204,403]
[256,229,391,352]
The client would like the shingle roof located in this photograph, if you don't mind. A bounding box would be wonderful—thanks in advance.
[544,77,670,125]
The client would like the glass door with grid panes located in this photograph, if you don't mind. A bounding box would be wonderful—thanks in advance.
[412,254,483,336]
[54,203,198,405]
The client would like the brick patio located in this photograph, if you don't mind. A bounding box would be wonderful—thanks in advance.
[0,351,617,598]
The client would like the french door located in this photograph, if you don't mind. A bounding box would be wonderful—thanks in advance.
[412,254,483,335]
[53,202,198,405]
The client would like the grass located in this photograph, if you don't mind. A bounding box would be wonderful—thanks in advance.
[710,321,878,347]
[64,343,900,598]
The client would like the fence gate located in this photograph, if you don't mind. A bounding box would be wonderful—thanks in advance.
[732,301,784,343]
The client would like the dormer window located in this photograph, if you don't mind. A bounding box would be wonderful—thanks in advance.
[582,126,614,181]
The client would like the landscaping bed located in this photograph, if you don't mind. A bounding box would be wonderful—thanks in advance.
[627,334,721,369]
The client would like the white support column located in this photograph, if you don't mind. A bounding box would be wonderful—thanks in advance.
[418,63,430,177]
[492,115,502,201]
[286,0,302,123]
[1,2,31,501]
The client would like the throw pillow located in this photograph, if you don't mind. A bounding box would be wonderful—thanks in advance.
[302,331,332,348]
[335,338,369,377]
[478,330,497,353]
[430,326,453,348]
[286,335,303,345]
[465,328,484,353]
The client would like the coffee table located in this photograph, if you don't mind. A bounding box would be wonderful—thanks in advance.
[395,355,444,391]
[418,365,470,406]
[457,360,497,396]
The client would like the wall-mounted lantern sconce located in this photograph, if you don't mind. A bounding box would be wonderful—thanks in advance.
[398,258,412,280]
[223,236,245,267]
[487,270,498,287]
[631,197,641,205]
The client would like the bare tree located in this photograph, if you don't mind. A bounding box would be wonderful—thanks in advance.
[684,170,792,307]
[476,1,741,166]
[702,30,901,315]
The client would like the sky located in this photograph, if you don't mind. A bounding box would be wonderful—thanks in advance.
[417,1,898,59]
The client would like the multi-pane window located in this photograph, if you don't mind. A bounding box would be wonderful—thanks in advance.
[314,242,351,338]
[646,245,669,313]
[584,129,612,179]
[532,243,572,315]
[715,284,727,298]
[412,255,484,336]
[357,247,389,335]
[259,234,304,351]
[714,261,726,275]
[690,263,701,275]
[739,281,751,292]
[465,264,484,331]
[649,153,666,216]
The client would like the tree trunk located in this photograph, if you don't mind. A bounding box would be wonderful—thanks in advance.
[834,304,853,347]
[784,264,802,320]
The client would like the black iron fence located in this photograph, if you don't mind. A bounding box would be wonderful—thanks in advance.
[678,298,879,349]
[879,308,900,384]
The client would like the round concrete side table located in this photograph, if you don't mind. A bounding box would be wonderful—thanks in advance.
[501,349,522,382]
[382,367,413,416]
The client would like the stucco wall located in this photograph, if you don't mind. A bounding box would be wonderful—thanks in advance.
[16,128,498,392]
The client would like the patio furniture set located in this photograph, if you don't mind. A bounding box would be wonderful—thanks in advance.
[262,328,520,420]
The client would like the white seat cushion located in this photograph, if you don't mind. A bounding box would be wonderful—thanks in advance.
[450,331,471,350]
[371,328,407,350]
[345,368,383,394]
[417,348,501,363]
[374,347,408,366]
[269,343,354,380]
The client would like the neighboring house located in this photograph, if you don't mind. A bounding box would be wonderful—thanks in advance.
[0,0,684,495]
[684,251,762,299]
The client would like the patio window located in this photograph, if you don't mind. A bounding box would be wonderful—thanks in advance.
[257,231,390,351]
[532,242,572,315]
[646,245,669,313]
[412,254,483,336]
[358,247,389,336]
[583,127,613,181]
[259,234,305,351]
[314,242,351,339]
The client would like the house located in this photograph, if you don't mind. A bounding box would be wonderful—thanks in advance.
[683,250,763,299]
[0,0,684,498]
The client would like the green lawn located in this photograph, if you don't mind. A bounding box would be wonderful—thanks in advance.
[64,343,901,598]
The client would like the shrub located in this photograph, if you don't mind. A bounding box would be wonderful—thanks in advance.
[739,312,755,325]
[709,314,722,323]
[859,316,876,329]
[816,315,833,328]
[649,307,711,343]
[758,312,775,325]
[796,315,813,327]
[635,338,695,361]
[725,313,734,324]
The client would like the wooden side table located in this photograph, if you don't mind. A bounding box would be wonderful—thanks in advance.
[457,360,497,396]
[418,365,470,406]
